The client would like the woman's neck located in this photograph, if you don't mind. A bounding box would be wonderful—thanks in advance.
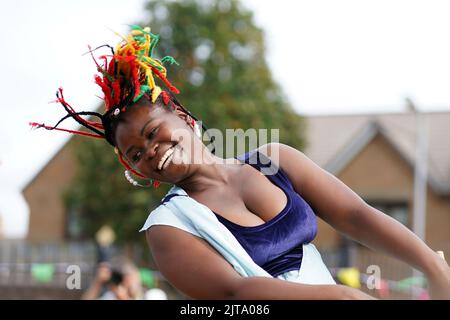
[176,152,242,194]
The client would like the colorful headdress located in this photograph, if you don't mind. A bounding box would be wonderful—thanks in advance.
[30,26,189,183]
[30,25,180,144]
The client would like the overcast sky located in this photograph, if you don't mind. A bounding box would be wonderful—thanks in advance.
[1,0,450,238]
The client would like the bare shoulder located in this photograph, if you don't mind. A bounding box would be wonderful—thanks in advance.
[257,142,305,164]
[257,142,311,189]
[257,143,367,229]
[145,225,242,299]
[257,142,353,194]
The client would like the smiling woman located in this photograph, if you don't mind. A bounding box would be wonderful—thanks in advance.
[31,26,450,300]
[113,97,203,185]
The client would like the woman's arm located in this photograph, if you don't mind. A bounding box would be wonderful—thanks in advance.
[145,225,374,299]
[261,143,450,299]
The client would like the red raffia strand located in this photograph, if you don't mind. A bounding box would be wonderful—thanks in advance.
[114,55,135,65]
[107,57,115,75]
[107,57,116,75]
[150,66,180,94]
[56,88,104,129]
[118,153,146,178]
[94,75,113,109]
[161,91,170,105]
[118,152,159,188]
[87,45,101,70]
[99,55,109,72]
[111,81,121,107]
[131,58,141,100]
[29,122,104,139]
[56,87,77,113]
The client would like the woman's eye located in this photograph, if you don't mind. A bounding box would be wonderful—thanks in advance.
[132,151,142,163]
[148,127,158,139]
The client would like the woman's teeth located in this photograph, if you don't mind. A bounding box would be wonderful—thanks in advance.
[157,146,176,170]
[162,152,174,170]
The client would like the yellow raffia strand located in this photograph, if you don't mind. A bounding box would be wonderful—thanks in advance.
[141,61,166,85]
[151,86,162,103]
[145,67,156,89]
[107,27,127,43]
[131,29,144,36]
[142,57,167,78]
[126,35,136,54]
[144,33,151,57]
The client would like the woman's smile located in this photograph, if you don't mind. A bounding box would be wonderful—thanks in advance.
[157,145,176,171]
[156,143,186,172]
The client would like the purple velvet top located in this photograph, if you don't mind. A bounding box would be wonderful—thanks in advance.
[212,149,318,277]
[159,149,318,277]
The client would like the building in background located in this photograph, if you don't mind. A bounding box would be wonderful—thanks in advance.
[22,142,78,242]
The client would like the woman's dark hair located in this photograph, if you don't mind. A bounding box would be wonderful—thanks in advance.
[102,90,211,148]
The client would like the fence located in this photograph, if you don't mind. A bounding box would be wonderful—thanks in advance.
[0,239,180,299]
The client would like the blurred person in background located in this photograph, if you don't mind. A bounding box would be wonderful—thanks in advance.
[82,256,155,300]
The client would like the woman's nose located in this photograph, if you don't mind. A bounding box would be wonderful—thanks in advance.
[144,140,159,159]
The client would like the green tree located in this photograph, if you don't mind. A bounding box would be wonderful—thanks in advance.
[65,0,306,243]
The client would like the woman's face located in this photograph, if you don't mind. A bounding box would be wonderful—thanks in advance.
[115,103,200,184]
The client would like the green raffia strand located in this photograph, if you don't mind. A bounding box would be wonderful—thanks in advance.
[161,56,179,66]
[129,24,150,35]
[129,24,142,31]
[149,35,160,57]
[128,25,168,68]
[149,32,159,39]
[142,56,165,72]
[133,85,151,102]
[138,50,145,61]
[134,36,146,43]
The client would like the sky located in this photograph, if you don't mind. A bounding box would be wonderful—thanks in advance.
[1,0,450,238]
